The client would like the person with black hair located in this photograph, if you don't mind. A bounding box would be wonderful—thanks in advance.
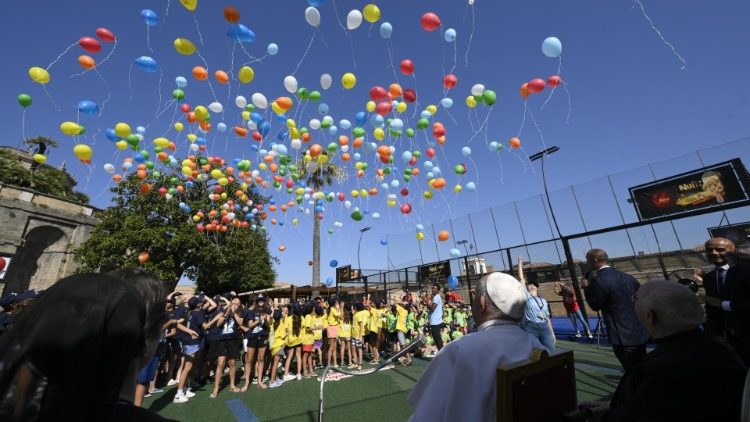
[268,308,288,388]
[325,297,341,368]
[173,294,216,403]
[339,305,355,367]
[421,283,445,351]
[300,303,316,378]
[352,302,369,370]
[311,305,326,370]
[206,295,243,398]
[241,295,270,391]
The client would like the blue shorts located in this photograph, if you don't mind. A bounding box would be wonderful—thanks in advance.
[183,343,201,357]
[137,355,160,384]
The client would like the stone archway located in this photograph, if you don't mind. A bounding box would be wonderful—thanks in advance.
[2,226,66,293]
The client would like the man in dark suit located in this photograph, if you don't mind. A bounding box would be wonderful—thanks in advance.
[580,280,746,421]
[698,237,735,340]
[581,249,650,372]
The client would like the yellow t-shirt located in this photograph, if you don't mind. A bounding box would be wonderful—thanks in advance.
[312,315,325,340]
[271,320,287,355]
[396,304,408,333]
[301,314,315,345]
[327,307,341,326]
[352,310,369,339]
[369,307,382,333]
[339,322,352,338]
[285,316,303,347]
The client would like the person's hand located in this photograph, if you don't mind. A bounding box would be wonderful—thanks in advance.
[189,330,198,339]
[580,277,589,288]
[692,268,705,286]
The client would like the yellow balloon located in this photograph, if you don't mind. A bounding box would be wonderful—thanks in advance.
[454,184,462,193]
[220,192,227,200]
[374,127,385,141]
[179,0,197,11]
[465,96,477,108]
[423,190,433,199]
[238,66,255,84]
[341,72,357,89]
[153,137,170,148]
[317,154,328,164]
[193,106,208,121]
[271,101,285,115]
[290,127,300,139]
[28,67,50,84]
[355,162,364,170]
[210,169,224,179]
[242,111,250,120]
[363,4,381,23]
[314,191,325,200]
[182,166,193,176]
[33,154,47,164]
[73,144,93,160]
[60,121,81,136]
[192,215,201,222]
[396,102,407,113]
[286,119,297,129]
[351,190,359,197]
[426,105,438,115]
[259,163,267,171]
[174,122,184,132]
[293,218,299,225]
[116,140,127,150]
[416,232,425,241]
[218,177,229,186]
[173,38,196,55]
[366,101,376,112]
[359,189,368,197]
[187,133,197,142]
[295,187,305,195]
[387,200,396,207]
[115,122,131,138]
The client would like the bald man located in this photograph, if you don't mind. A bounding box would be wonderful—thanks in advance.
[581,281,745,422]
[699,237,735,340]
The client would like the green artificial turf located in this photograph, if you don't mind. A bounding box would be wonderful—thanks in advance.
[147,340,622,421]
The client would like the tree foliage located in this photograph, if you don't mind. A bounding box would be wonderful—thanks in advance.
[75,166,276,293]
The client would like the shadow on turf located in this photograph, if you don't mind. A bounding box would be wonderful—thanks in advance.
[265,391,407,422]
[147,385,209,414]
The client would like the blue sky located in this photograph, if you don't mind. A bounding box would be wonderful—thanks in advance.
[2,1,750,286]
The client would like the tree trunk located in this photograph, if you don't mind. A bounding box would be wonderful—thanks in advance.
[312,200,321,296]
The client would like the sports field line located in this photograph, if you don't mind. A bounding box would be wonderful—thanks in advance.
[225,399,260,422]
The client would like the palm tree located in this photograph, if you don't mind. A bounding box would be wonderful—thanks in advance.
[24,136,58,171]
[297,154,347,291]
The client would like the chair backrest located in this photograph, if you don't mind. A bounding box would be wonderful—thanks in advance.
[497,349,577,422]
[741,368,750,422]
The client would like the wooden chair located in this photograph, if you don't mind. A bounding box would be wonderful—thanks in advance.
[497,349,577,422]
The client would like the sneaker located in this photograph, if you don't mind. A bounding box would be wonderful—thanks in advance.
[269,379,284,388]
[144,393,152,398]
[575,332,582,338]
[588,334,594,339]
[283,374,295,381]
[184,390,196,398]
[149,388,164,394]
[167,379,178,386]
[296,374,302,381]
[173,394,188,403]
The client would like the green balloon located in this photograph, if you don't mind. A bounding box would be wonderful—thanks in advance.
[328,228,334,234]
[200,158,208,165]
[286,188,293,194]
[417,118,429,129]
[139,150,150,159]
[154,146,163,153]
[77,125,86,135]
[482,90,497,106]
[350,210,363,221]
[454,164,467,175]
[17,94,32,108]
[273,181,281,188]
[299,127,309,135]
[244,104,255,112]
[297,88,310,100]
[145,161,155,170]
[383,166,392,175]
[172,89,185,100]
[404,168,413,176]
[127,135,140,146]
[413,151,421,158]
[309,91,321,101]
[296,196,303,204]
[327,142,338,152]
[352,127,365,138]
[321,119,331,129]
[403,174,411,182]
[361,163,368,170]
[406,128,415,138]
[153,171,161,178]
[170,177,179,185]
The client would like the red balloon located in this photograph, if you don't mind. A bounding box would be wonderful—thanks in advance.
[403,88,417,103]
[180,103,191,113]
[95,27,116,42]
[338,193,345,201]
[426,147,436,158]
[369,86,388,102]
[0,257,6,272]
[527,78,545,94]
[443,74,457,89]
[420,12,441,31]
[223,6,240,23]
[375,101,393,116]
[400,203,412,214]
[252,131,263,141]
[408,156,418,166]
[547,75,562,87]
[400,59,415,75]
[79,37,102,53]
[400,188,409,196]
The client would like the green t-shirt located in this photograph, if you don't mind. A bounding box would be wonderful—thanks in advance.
[443,308,453,325]
[441,332,451,344]
[451,330,464,340]
[386,313,397,332]
[406,312,415,331]
[425,335,435,346]
[455,311,466,327]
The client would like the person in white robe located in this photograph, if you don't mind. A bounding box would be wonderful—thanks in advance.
[408,272,546,422]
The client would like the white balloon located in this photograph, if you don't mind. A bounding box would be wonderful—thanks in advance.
[291,139,302,150]
[341,145,349,153]
[469,0,475,4]
[190,143,199,152]
[235,96,247,108]
[309,119,321,130]
[283,75,298,94]
[247,120,258,130]
[347,10,363,30]
[471,84,485,96]
[252,93,268,109]
[103,163,115,174]
[344,200,352,209]
[208,101,223,113]
[320,73,332,90]
[305,7,321,27]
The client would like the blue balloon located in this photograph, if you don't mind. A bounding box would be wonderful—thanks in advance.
[444,28,457,42]
[370,114,384,128]
[275,113,287,122]
[416,224,424,231]
[318,103,329,115]
[134,56,159,73]
[217,123,227,132]
[339,119,352,129]
[195,138,207,146]
[353,153,361,161]
[380,239,388,245]
[250,112,263,123]
[105,128,119,142]
[258,120,271,136]
[447,275,459,290]
[542,36,562,58]
[466,181,476,191]
[402,151,412,162]
[250,144,259,152]
[276,131,288,141]
[379,22,393,39]
[175,76,188,88]
[140,9,158,26]
[328,125,338,135]
[77,100,99,115]
[329,259,338,268]
[227,24,256,43]
[355,111,367,126]
[133,154,146,163]
[440,98,453,108]
[267,43,279,55]
[308,0,325,6]
[325,277,334,287]
[276,145,288,155]
[420,110,432,119]
[461,147,472,157]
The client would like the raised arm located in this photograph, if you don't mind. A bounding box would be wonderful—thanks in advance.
[517,256,527,284]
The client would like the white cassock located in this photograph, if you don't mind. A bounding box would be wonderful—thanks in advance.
[408,323,545,422]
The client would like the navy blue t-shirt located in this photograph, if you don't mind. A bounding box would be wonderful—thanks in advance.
[182,309,206,346]
[206,308,224,342]
[244,309,268,339]
[220,309,241,340]
[173,305,189,343]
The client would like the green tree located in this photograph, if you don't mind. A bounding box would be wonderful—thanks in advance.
[75,165,276,293]
[24,136,59,156]
[296,156,347,290]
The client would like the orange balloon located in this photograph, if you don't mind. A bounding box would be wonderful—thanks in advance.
[438,230,450,241]
[223,6,240,23]
[338,135,349,146]
[437,136,447,145]
[269,163,278,173]
[281,204,288,212]
[264,155,274,163]
[157,152,169,161]
[278,245,287,252]
[368,188,378,196]
[341,153,351,161]
[509,137,521,149]
[357,169,365,177]
[412,168,421,176]
[140,183,152,194]
[186,112,197,123]
[301,132,312,143]
[433,178,447,189]
[199,121,211,132]
[78,55,96,69]
[309,144,323,157]
[215,70,229,84]
[137,169,147,179]
[353,138,364,148]
[112,174,122,183]
[520,83,530,99]
[234,126,248,137]
[276,97,293,110]
[389,83,403,98]
[192,66,208,80]
[269,205,278,212]
[138,251,150,264]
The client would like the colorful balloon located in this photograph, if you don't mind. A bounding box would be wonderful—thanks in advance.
[379,22,393,39]
[73,144,93,160]
[179,0,197,12]
[79,37,102,53]
[78,55,96,69]
[420,12,441,31]
[363,4,381,23]
[173,38,196,55]
[341,72,357,89]
[347,10,363,30]
[542,36,562,58]
[135,56,159,72]
[227,24,256,43]
[95,27,116,42]
[28,67,50,84]
[17,94,32,108]
[267,43,279,55]
[547,75,562,87]
[33,154,47,164]
[527,79,545,94]
[444,28,457,42]
[400,59,414,75]
[140,9,158,26]
[320,73,332,90]
[77,100,99,115]
[223,6,240,23]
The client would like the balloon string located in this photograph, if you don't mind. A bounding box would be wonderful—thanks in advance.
[515,101,527,138]
[19,109,26,148]
[292,31,317,76]
[331,0,348,31]
[541,56,563,110]
[563,80,573,124]
[526,106,548,153]
[146,26,153,53]
[633,0,687,69]
[41,85,60,111]
[155,68,164,119]
[193,13,205,47]
[238,42,265,65]
[469,106,492,142]
[196,50,218,100]
[465,4,475,68]
[449,41,458,74]
[95,68,112,114]
[164,0,171,23]
[46,42,77,70]
[70,39,118,78]
[128,63,134,99]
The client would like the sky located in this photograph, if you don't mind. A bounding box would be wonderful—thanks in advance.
[2,0,750,286]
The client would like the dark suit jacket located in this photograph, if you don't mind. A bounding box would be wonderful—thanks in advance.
[723,264,750,362]
[603,329,745,422]
[703,267,729,337]
[584,267,650,346]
